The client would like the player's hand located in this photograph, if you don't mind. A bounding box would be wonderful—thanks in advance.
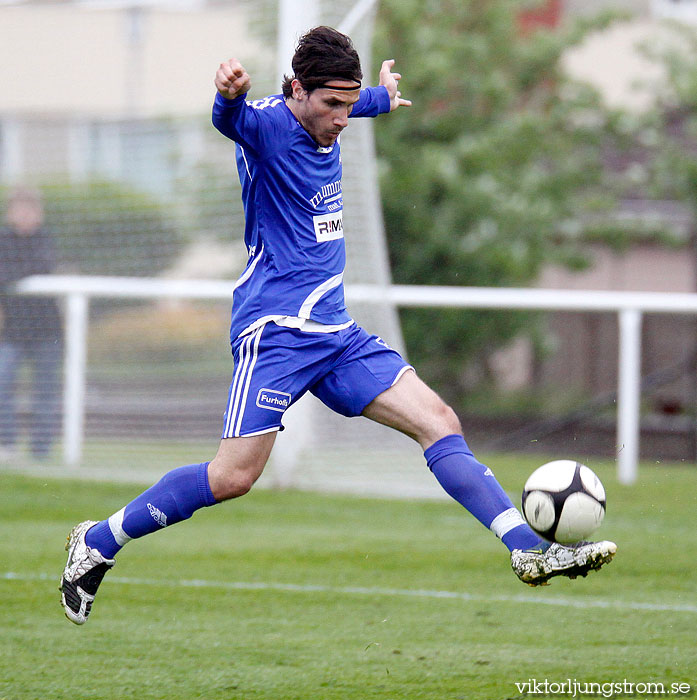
[215,59,252,100]
[378,59,412,112]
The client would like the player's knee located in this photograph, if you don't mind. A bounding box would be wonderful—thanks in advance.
[211,470,256,500]
[227,472,256,498]
[208,459,260,501]
[429,401,462,440]
[438,403,462,435]
[414,399,462,446]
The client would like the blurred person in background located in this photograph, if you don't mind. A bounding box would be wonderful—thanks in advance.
[0,186,63,461]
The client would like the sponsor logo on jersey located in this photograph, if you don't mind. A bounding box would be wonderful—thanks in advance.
[249,96,282,110]
[256,388,291,412]
[310,180,342,209]
[147,503,167,528]
[313,211,344,242]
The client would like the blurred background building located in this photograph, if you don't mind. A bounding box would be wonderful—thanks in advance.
[506,0,697,459]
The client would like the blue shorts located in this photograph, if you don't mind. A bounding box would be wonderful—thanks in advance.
[222,322,412,438]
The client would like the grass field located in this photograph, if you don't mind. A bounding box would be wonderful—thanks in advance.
[1,454,696,700]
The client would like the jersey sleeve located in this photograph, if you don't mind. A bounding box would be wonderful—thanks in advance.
[212,92,284,157]
[349,86,391,118]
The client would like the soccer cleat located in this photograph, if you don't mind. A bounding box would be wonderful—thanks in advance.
[60,520,115,625]
[510,540,617,586]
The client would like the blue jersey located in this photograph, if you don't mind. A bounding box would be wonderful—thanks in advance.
[212,87,391,339]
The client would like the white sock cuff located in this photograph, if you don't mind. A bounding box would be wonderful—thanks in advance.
[489,507,526,539]
[108,507,133,547]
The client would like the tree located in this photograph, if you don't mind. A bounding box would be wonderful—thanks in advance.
[374,0,624,406]
[636,22,697,220]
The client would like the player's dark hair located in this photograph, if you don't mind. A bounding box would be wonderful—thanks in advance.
[282,25,362,98]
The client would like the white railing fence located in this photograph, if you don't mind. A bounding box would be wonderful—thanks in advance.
[16,274,697,485]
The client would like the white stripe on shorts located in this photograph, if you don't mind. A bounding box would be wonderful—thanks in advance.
[224,325,264,438]
[224,329,255,437]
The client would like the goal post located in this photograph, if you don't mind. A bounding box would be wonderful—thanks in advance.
[270,0,406,483]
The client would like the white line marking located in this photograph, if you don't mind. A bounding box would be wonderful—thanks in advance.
[5,571,696,614]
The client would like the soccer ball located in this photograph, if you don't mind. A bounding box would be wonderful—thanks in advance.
[521,460,606,544]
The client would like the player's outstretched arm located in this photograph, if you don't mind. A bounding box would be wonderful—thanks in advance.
[378,59,412,112]
[215,58,252,100]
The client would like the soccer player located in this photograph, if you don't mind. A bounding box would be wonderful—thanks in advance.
[60,26,616,625]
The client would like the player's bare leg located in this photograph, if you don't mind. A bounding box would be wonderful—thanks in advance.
[361,368,460,449]
[363,371,616,584]
[362,369,540,549]
[208,432,277,500]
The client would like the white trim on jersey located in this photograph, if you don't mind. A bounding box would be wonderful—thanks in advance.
[298,272,344,319]
[232,243,264,294]
[239,145,253,181]
[274,317,354,333]
[224,325,264,438]
[237,314,285,338]
[237,314,354,339]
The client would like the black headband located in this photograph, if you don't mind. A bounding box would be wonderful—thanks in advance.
[318,81,361,90]
[298,78,361,91]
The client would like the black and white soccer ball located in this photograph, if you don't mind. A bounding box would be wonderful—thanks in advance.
[521,460,606,544]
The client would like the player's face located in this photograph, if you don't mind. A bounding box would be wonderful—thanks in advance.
[292,81,361,147]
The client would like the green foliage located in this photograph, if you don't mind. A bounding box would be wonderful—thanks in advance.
[374,0,628,404]
[40,180,184,276]
[635,22,697,212]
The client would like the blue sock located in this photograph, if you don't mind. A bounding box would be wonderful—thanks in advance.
[425,434,542,552]
[85,462,218,558]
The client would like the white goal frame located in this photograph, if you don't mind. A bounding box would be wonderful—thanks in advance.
[16,273,697,484]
